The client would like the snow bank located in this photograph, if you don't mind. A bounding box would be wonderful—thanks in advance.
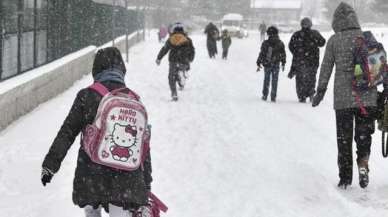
[0,32,144,131]
[222,13,244,21]
[251,0,302,9]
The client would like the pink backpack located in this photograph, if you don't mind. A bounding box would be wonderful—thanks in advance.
[82,82,150,171]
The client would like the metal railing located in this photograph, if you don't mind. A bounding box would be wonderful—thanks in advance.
[0,0,144,81]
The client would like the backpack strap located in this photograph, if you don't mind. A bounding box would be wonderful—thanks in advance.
[89,82,110,96]
[148,192,168,213]
[111,87,141,101]
[89,83,140,100]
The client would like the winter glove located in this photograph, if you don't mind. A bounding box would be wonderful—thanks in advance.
[156,59,161,66]
[281,65,285,72]
[134,206,152,217]
[41,167,54,186]
[312,89,326,107]
[287,72,294,79]
[256,65,262,72]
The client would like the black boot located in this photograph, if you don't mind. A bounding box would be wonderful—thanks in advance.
[338,179,351,189]
[358,168,369,188]
[171,93,178,101]
[358,157,369,188]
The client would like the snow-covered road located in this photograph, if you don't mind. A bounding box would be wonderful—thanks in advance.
[2,30,388,217]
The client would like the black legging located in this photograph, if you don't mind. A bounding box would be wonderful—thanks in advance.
[335,108,375,183]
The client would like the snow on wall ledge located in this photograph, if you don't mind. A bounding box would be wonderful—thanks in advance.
[0,32,143,131]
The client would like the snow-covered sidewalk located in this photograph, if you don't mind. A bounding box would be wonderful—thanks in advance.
[2,31,388,217]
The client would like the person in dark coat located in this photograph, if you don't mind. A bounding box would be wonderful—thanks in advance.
[257,26,286,102]
[312,2,377,189]
[221,29,232,60]
[259,21,267,42]
[288,17,326,103]
[156,23,195,101]
[204,22,220,58]
[41,47,153,216]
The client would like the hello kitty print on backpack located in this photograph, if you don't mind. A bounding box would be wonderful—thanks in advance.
[82,82,150,171]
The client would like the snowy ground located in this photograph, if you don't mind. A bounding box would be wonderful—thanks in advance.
[2,30,388,217]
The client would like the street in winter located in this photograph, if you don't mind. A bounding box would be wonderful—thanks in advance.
[1,0,388,217]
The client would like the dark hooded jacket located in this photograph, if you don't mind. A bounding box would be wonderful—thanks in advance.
[316,2,377,110]
[221,32,232,49]
[257,33,286,68]
[289,26,326,68]
[42,47,152,212]
[204,23,220,41]
[157,32,195,64]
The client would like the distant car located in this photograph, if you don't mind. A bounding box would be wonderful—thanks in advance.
[221,13,247,38]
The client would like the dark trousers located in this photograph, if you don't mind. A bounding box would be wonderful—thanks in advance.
[222,48,229,59]
[335,108,375,183]
[262,65,280,99]
[169,62,187,96]
[207,39,218,58]
[295,65,318,100]
[169,62,180,97]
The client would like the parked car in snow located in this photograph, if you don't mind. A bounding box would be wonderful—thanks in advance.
[221,13,248,38]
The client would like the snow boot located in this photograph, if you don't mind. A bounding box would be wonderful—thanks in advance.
[358,168,369,188]
[262,96,267,101]
[309,94,315,103]
[337,179,351,189]
[271,97,276,103]
[171,92,178,101]
[358,157,369,188]
[299,98,306,103]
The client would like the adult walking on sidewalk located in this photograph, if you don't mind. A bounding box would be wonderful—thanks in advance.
[204,22,220,58]
[312,2,377,189]
[289,17,326,103]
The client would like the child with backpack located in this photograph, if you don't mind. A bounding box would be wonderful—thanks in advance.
[156,22,195,101]
[41,47,166,217]
[256,26,286,102]
[221,29,232,60]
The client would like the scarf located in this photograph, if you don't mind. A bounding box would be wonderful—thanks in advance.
[94,68,125,85]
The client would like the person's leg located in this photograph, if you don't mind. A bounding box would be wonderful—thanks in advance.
[295,70,305,102]
[262,67,271,100]
[84,206,102,217]
[207,40,212,58]
[306,66,318,101]
[354,108,375,187]
[222,49,227,59]
[335,109,355,187]
[168,63,178,99]
[108,204,132,217]
[270,66,280,101]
